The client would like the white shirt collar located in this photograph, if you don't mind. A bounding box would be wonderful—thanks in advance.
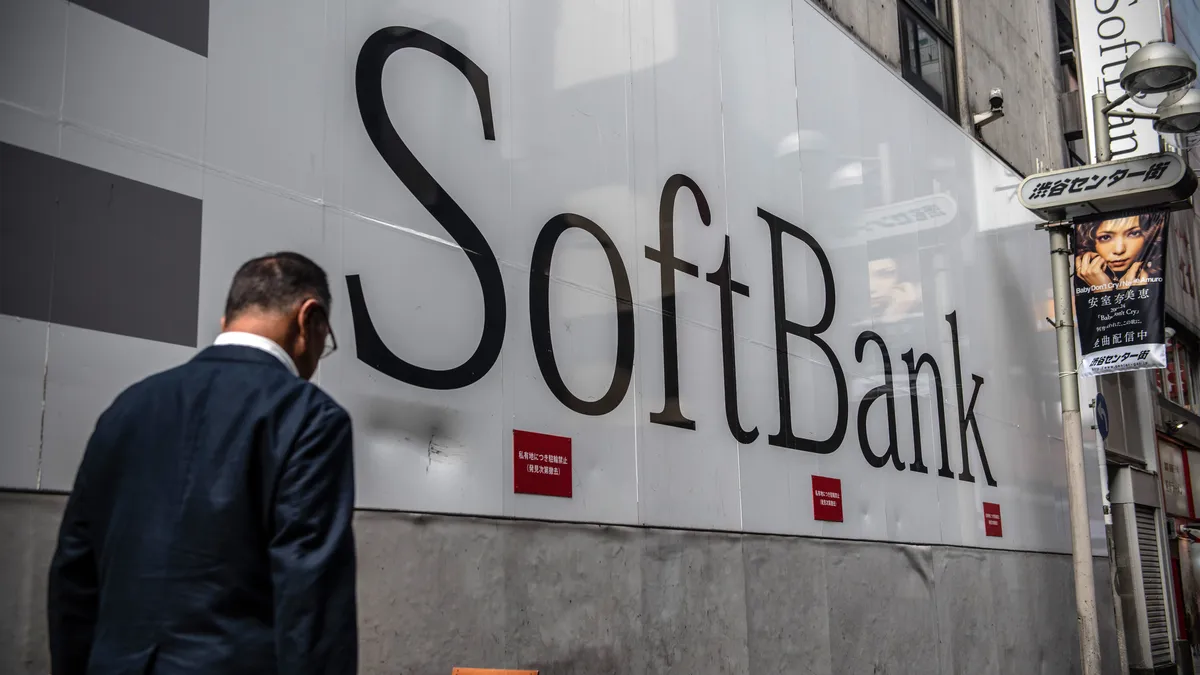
[213,332,299,377]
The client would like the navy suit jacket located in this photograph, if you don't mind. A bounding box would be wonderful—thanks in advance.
[47,345,358,675]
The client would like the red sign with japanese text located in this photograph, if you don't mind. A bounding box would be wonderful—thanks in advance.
[812,475,843,522]
[513,430,572,498]
[983,502,1003,537]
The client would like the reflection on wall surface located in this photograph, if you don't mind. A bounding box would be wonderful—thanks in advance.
[0,0,1103,554]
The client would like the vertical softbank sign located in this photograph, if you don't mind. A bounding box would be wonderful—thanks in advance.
[1076,0,1165,159]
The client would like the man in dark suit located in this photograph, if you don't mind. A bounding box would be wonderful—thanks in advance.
[48,252,358,675]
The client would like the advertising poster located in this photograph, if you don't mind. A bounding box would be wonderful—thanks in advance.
[1075,211,1169,375]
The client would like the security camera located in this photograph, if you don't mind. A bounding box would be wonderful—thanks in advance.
[973,88,1006,132]
[989,88,1004,111]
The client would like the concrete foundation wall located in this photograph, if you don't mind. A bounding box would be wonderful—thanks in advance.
[2,491,1123,674]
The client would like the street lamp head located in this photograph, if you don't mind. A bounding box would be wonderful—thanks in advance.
[1120,42,1197,95]
[1154,88,1200,134]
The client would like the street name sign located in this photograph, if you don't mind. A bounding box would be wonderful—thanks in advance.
[1018,152,1196,221]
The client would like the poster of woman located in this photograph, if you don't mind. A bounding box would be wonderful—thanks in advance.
[1074,211,1168,376]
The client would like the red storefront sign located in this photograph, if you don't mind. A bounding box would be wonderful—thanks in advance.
[812,475,843,522]
[513,430,572,498]
[983,502,1003,537]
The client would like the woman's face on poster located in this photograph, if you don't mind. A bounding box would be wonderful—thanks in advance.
[1093,217,1146,272]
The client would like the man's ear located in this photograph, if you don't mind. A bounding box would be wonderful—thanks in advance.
[219,315,227,332]
[296,298,321,335]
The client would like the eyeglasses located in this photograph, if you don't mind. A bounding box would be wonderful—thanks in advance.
[311,304,338,359]
[322,321,338,359]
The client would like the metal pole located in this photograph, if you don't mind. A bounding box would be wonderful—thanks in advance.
[1091,81,1134,674]
[1098,428,1131,675]
[1094,90,1113,162]
[1049,223,1103,675]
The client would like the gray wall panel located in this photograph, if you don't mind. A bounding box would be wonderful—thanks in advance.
[1095,557,1126,674]
[991,552,1048,674]
[640,531,750,675]
[1032,555,1081,675]
[743,535,833,675]
[0,143,57,322]
[826,542,940,674]
[0,493,1124,675]
[504,521,644,675]
[934,548,999,675]
[70,0,209,57]
[0,317,49,491]
[356,512,511,675]
[0,493,57,675]
[0,143,202,347]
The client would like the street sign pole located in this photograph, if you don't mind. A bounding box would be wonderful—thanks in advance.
[1046,220,1104,675]
[1093,92,1113,164]
[1021,104,1197,675]
[1092,90,1164,164]
[1093,390,1130,675]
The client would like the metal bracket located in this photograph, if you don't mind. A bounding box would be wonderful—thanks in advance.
[1035,220,1072,231]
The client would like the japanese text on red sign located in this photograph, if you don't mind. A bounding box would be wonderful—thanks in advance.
[983,502,1003,537]
[513,430,573,498]
[517,451,567,475]
[811,475,843,523]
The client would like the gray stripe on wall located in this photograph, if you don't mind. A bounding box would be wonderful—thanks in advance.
[71,0,209,57]
[0,146,57,324]
[0,143,202,347]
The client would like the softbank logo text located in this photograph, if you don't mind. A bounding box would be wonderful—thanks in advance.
[347,26,996,486]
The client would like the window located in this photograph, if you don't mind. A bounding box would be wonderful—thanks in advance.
[898,0,958,120]
[1156,327,1200,413]
[1055,2,1087,166]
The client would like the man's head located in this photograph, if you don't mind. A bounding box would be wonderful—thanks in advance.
[220,252,335,380]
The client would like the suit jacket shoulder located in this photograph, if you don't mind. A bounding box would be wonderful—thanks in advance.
[50,344,358,675]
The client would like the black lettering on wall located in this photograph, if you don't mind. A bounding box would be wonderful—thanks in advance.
[348,27,506,390]
[530,213,635,416]
[705,236,758,444]
[757,208,847,453]
[946,312,997,486]
[901,349,948,476]
[646,174,710,430]
[855,331,902,470]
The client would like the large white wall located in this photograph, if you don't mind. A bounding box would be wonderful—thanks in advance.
[0,0,1107,555]
[0,0,1128,672]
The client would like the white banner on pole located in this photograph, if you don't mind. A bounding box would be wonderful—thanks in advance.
[1075,0,1165,160]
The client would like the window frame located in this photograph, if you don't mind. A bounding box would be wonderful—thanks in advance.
[1158,327,1200,414]
[897,0,959,121]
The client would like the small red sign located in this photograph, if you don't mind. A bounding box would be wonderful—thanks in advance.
[513,430,572,498]
[983,502,1003,537]
[812,475,843,523]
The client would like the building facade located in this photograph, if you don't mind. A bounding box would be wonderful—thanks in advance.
[0,0,1151,672]
[1076,0,1200,672]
